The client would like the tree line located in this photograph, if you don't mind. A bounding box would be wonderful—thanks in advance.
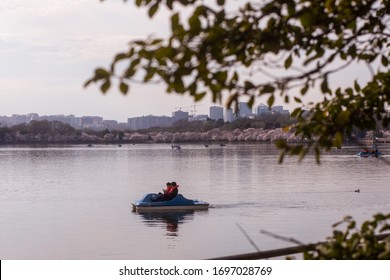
[1,114,388,144]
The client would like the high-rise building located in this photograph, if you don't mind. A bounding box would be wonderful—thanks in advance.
[256,104,271,115]
[238,102,253,118]
[209,106,224,121]
[272,105,290,115]
[127,115,172,130]
[172,110,189,123]
[224,108,234,122]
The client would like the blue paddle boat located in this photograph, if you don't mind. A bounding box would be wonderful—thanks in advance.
[356,150,383,157]
[132,193,209,212]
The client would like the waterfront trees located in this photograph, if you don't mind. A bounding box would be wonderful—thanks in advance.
[86,0,390,162]
[0,127,12,143]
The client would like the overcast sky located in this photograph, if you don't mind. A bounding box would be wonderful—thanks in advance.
[0,0,378,122]
[0,0,209,122]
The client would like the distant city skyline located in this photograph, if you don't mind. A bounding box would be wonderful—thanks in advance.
[1,104,290,131]
[0,103,288,122]
[0,102,285,122]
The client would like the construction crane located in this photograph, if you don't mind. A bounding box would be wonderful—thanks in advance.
[174,106,190,111]
[189,104,202,116]
[174,105,203,116]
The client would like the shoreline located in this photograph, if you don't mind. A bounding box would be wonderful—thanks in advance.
[1,139,389,147]
[1,127,390,146]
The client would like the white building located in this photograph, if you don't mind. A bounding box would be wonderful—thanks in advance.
[127,115,172,130]
[224,108,234,122]
[189,114,208,122]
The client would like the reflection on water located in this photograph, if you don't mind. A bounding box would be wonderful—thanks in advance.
[134,210,207,237]
[133,209,209,253]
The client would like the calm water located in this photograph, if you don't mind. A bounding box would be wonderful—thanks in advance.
[1,143,389,259]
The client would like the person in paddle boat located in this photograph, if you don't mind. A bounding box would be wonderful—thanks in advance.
[151,182,171,202]
[163,181,179,201]
[151,182,179,202]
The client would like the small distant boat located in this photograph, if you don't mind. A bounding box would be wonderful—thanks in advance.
[220,143,226,147]
[87,143,93,147]
[118,144,122,147]
[171,144,181,149]
[204,144,209,147]
[132,193,209,212]
[356,150,383,157]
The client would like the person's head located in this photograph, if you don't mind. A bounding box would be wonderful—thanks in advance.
[171,182,177,187]
[166,182,172,187]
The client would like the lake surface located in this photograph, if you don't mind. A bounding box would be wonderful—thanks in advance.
[1,143,389,259]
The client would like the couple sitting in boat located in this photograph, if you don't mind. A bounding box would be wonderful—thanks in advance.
[151,181,179,202]
[360,148,381,155]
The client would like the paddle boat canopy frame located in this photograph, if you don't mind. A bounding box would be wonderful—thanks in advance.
[132,193,209,212]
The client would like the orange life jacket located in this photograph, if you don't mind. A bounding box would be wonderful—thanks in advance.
[166,185,178,195]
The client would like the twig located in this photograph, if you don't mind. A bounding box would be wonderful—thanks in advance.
[236,223,261,252]
[260,229,304,246]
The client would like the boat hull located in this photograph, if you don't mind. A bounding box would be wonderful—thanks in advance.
[132,193,209,212]
[356,151,383,157]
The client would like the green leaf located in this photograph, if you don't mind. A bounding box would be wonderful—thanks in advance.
[381,55,388,67]
[100,79,111,94]
[294,96,302,103]
[166,0,173,10]
[290,107,302,118]
[333,132,343,148]
[226,93,238,109]
[244,81,254,90]
[94,68,109,79]
[285,54,293,69]
[113,53,129,63]
[130,58,141,69]
[119,82,129,95]
[144,69,156,82]
[194,91,206,101]
[320,77,329,94]
[261,85,275,94]
[354,80,361,92]
[267,95,275,107]
[150,39,163,45]
[300,84,309,95]
[216,0,225,6]
[299,11,314,28]
[148,3,159,18]
[215,71,228,83]
[247,95,255,109]
[189,14,201,32]
[171,13,180,32]
[173,77,185,93]
[231,71,239,83]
